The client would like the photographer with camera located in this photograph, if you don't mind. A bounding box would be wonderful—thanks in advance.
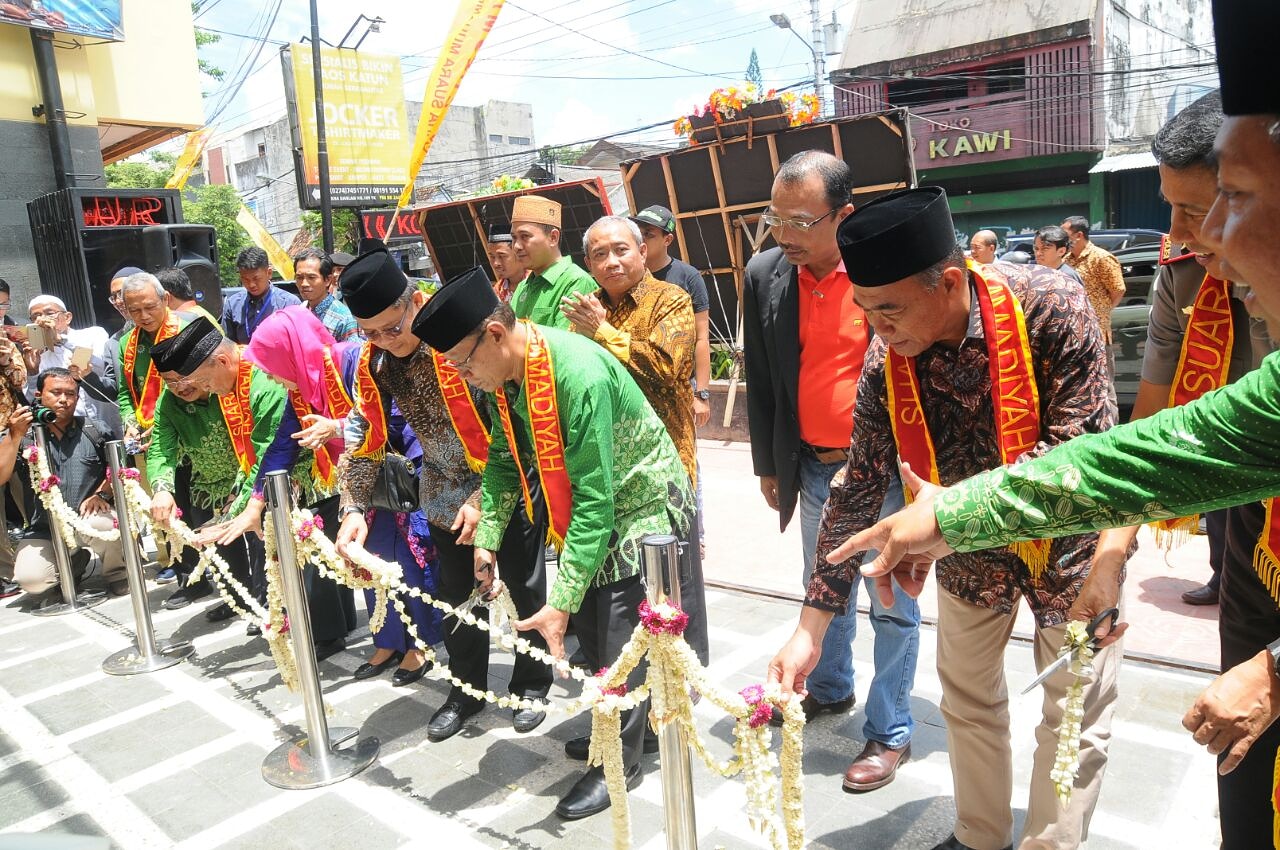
[0,368,125,600]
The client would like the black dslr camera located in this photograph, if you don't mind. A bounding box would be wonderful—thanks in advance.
[32,406,56,425]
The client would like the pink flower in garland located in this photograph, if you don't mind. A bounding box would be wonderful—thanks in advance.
[173,507,183,519]
[739,684,774,728]
[121,468,141,481]
[25,446,39,464]
[280,614,290,635]
[352,566,372,582]
[296,514,325,541]
[637,599,689,636]
[596,667,629,697]
[38,475,60,493]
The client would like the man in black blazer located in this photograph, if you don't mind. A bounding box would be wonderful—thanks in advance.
[743,150,921,792]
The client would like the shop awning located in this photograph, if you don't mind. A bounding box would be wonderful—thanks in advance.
[1089,152,1158,173]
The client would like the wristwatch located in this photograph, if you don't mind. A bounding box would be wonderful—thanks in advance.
[1268,636,1280,679]
[694,388,710,401]
[339,504,366,520]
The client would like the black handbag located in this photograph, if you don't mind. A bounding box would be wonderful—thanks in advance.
[369,453,419,513]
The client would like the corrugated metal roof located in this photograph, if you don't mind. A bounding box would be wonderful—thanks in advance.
[1089,152,1158,173]
[837,0,1097,70]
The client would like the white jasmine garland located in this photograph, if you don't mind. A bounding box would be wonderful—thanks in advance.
[1050,620,1095,807]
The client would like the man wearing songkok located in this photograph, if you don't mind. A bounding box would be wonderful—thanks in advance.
[767,187,1123,850]
[149,318,287,623]
[487,223,526,304]
[843,4,1280,846]
[414,269,694,821]
[564,214,708,664]
[744,151,919,791]
[334,249,552,740]
[1105,89,1273,617]
[508,194,596,329]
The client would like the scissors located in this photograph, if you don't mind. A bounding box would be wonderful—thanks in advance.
[448,584,499,634]
[1021,608,1119,695]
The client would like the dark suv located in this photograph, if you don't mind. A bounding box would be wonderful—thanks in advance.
[1110,243,1163,411]
[1001,228,1164,258]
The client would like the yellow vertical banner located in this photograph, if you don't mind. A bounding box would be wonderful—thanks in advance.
[165,128,212,190]
[236,205,295,280]
[396,0,505,208]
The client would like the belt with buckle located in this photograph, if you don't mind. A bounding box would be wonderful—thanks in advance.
[803,443,848,464]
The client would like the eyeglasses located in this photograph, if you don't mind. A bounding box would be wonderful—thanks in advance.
[762,207,840,232]
[0,302,10,312]
[446,331,486,372]
[364,301,412,342]
[108,292,124,305]
[30,308,65,320]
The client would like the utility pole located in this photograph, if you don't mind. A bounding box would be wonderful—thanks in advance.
[810,0,825,118]
[309,0,334,253]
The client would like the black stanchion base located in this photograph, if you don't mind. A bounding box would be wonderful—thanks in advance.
[101,638,195,676]
[31,589,108,617]
[261,727,379,790]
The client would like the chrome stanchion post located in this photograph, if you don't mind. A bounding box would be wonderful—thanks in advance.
[30,423,106,617]
[260,470,378,789]
[641,533,698,850]
[101,440,193,674]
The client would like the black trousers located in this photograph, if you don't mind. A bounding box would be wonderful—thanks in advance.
[573,573,649,772]
[680,509,709,667]
[1217,500,1280,849]
[301,496,357,643]
[176,496,252,603]
[429,500,552,703]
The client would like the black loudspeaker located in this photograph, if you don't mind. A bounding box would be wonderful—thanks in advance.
[141,225,223,320]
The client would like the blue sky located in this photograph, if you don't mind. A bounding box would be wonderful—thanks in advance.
[194,0,853,151]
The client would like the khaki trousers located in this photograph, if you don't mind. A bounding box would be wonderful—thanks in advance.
[936,589,1121,850]
[13,514,126,594]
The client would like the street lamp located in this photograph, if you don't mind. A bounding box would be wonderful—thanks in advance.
[771,7,825,118]
[338,14,384,50]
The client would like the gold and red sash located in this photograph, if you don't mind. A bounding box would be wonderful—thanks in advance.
[492,321,572,549]
[1153,276,1234,547]
[288,346,353,487]
[216,350,257,475]
[123,315,180,429]
[1155,275,1280,608]
[350,343,388,460]
[885,262,1051,578]
[431,349,490,472]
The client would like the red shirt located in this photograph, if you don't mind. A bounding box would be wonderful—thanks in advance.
[797,261,869,449]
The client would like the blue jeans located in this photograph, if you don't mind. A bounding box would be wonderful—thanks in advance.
[798,452,920,748]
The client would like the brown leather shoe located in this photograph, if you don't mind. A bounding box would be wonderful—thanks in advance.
[842,740,910,792]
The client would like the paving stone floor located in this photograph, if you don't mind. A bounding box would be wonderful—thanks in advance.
[0,582,1222,849]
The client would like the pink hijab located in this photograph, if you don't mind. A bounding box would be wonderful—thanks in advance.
[243,306,349,460]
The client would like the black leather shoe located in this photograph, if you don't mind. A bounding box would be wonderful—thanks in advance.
[1182,583,1219,605]
[769,693,856,727]
[205,602,235,622]
[428,699,483,741]
[314,637,346,662]
[245,622,262,637]
[565,731,660,761]
[162,588,194,610]
[392,660,430,687]
[929,835,1012,850]
[353,651,404,681]
[512,706,546,733]
[555,763,642,820]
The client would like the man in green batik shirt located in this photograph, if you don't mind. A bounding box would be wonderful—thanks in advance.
[412,268,694,823]
[508,194,596,329]
[147,326,287,624]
